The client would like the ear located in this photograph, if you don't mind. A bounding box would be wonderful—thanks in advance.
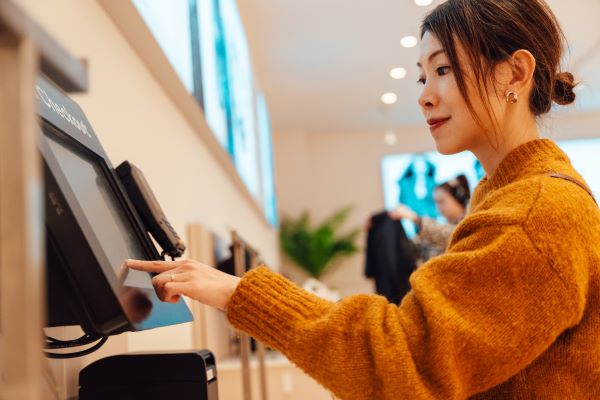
[508,49,536,92]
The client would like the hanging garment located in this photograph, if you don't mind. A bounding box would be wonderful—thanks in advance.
[365,211,417,304]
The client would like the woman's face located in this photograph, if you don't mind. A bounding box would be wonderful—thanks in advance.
[434,188,465,222]
[417,32,506,155]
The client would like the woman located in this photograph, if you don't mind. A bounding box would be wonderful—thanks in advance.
[392,175,471,263]
[127,1,600,398]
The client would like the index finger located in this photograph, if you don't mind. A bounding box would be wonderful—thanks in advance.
[126,259,183,273]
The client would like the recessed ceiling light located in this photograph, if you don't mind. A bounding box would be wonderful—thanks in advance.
[381,92,398,105]
[390,67,407,80]
[384,130,398,146]
[414,0,433,6]
[400,35,418,48]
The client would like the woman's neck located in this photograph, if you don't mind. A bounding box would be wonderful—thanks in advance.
[473,116,540,177]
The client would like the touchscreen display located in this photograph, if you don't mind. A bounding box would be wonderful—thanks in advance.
[46,135,151,290]
[44,132,193,330]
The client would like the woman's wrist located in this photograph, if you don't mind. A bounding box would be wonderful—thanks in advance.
[222,274,242,311]
[415,216,423,231]
[408,211,420,224]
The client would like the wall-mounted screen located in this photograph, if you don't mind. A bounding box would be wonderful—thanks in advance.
[134,0,275,222]
[220,0,260,197]
[133,0,195,93]
[257,93,278,226]
[197,0,230,148]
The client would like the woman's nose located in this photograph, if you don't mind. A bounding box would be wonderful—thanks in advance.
[418,83,438,111]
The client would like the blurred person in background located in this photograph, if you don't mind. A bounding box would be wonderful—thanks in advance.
[391,174,470,264]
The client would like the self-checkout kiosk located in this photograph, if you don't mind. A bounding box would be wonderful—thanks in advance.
[78,350,218,400]
[37,75,218,399]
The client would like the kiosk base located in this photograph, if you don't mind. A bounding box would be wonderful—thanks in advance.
[79,350,218,400]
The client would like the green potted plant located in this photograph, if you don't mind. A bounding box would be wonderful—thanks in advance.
[279,206,360,280]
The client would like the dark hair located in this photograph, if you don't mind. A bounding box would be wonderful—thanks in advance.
[421,0,576,122]
[437,175,470,208]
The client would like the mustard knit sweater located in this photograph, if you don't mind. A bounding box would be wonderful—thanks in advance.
[227,139,600,400]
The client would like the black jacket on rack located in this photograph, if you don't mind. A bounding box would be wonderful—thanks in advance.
[365,211,417,304]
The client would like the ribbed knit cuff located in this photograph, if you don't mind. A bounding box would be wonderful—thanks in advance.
[226,266,332,352]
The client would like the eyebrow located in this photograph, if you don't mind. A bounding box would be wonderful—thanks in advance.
[416,49,446,68]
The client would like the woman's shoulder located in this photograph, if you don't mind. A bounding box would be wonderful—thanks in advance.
[465,175,546,226]
[525,173,599,234]
[448,173,599,267]
[521,174,600,293]
[471,172,595,218]
[500,172,600,259]
[456,173,598,241]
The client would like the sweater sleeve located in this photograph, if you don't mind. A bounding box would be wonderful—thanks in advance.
[227,223,585,399]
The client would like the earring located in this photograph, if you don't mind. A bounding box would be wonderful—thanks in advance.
[505,91,519,104]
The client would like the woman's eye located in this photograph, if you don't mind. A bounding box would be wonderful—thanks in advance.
[436,66,451,76]
[417,66,450,85]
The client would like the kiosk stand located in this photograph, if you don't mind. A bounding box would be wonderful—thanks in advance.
[0,1,87,398]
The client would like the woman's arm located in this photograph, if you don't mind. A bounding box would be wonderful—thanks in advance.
[128,218,586,399]
[224,223,585,399]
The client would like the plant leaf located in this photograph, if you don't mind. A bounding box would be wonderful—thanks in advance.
[279,207,360,278]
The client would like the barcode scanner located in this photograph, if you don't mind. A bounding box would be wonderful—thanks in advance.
[116,161,185,259]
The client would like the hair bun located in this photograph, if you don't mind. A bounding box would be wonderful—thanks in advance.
[553,71,577,105]
[439,174,471,209]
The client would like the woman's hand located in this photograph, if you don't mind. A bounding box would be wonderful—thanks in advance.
[389,204,419,223]
[126,259,241,311]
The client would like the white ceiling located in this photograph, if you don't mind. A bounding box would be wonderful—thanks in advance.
[238,0,600,133]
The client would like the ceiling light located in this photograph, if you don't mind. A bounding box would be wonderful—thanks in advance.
[390,67,407,80]
[381,92,398,105]
[414,0,433,6]
[384,130,398,146]
[400,36,418,48]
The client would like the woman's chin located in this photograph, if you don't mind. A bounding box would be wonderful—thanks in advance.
[434,139,463,155]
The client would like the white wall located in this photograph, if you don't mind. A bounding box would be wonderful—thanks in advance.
[273,110,600,296]
[273,124,436,296]
[13,0,280,397]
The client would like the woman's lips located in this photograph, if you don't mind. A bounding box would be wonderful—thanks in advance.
[427,117,451,131]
